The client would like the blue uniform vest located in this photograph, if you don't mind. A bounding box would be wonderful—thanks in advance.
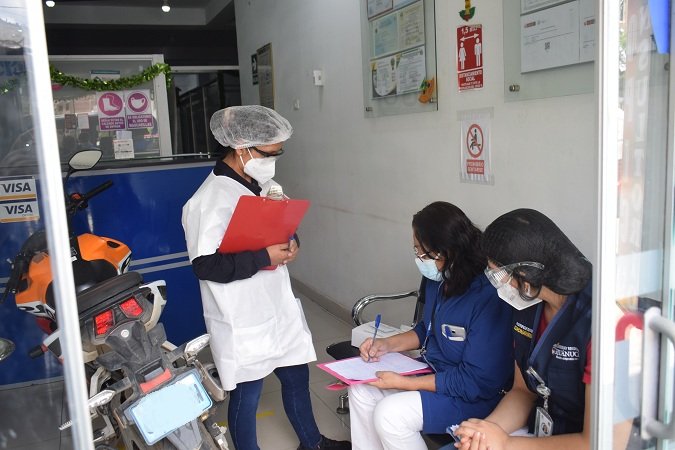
[513,282,592,435]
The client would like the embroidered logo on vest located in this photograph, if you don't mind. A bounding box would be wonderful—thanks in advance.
[551,343,580,361]
[514,322,533,339]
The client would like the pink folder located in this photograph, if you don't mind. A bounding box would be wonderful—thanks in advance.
[317,356,432,385]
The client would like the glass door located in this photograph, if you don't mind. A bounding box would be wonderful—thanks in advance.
[598,0,674,448]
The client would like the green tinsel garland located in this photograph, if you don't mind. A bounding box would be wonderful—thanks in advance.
[50,63,172,90]
[0,63,172,95]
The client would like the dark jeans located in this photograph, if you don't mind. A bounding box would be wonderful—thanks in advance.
[228,363,322,450]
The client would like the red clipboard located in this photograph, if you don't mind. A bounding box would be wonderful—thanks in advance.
[218,195,310,255]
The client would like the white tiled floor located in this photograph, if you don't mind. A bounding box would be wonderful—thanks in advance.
[0,293,354,450]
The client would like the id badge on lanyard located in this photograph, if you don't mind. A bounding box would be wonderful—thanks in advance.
[527,366,553,437]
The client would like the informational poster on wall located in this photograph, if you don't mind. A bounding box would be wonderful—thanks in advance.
[458,108,493,184]
[368,0,392,18]
[456,24,483,91]
[257,43,275,109]
[0,176,39,223]
[371,46,426,98]
[125,90,152,129]
[96,90,154,131]
[520,0,595,73]
[369,0,426,99]
[96,91,126,131]
[113,139,135,160]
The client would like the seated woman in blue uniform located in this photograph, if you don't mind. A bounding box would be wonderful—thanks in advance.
[454,208,592,450]
[348,201,514,450]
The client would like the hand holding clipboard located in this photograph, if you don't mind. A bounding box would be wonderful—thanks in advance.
[218,196,310,269]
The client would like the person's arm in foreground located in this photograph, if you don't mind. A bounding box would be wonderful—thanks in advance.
[455,363,591,450]
[192,240,297,283]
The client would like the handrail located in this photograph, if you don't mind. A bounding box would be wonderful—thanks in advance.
[351,290,419,326]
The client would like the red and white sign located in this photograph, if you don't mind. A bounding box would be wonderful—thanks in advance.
[459,109,492,184]
[456,24,483,91]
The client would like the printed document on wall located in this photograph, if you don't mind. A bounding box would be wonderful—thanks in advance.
[520,1,580,73]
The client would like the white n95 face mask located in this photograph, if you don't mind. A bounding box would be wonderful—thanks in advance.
[415,258,443,282]
[496,283,542,310]
[242,150,276,184]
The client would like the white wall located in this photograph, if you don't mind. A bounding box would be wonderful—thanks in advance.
[234,0,597,314]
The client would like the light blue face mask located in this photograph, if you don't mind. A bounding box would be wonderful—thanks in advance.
[414,257,443,281]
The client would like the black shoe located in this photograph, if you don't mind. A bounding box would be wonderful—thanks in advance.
[297,435,351,450]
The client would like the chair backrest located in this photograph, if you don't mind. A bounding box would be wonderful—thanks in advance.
[352,277,429,327]
[411,276,427,327]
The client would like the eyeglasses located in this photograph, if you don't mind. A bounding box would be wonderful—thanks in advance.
[484,261,544,289]
[250,146,284,158]
[413,246,440,262]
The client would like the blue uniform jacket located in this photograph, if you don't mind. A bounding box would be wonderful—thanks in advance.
[412,274,514,433]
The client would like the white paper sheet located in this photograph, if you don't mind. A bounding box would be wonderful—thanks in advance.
[324,352,428,381]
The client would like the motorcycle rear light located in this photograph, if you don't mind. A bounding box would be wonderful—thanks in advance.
[94,310,114,336]
[120,297,143,317]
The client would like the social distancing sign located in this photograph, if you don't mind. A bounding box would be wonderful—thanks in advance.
[457,24,483,91]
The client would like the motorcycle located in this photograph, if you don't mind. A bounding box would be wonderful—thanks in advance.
[2,149,228,449]
[58,271,228,449]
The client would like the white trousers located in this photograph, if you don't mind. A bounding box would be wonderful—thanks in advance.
[349,384,427,450]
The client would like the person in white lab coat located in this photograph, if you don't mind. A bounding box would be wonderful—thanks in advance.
[182,105,350,450]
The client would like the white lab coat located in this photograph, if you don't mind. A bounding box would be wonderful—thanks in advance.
[182,172,316,391]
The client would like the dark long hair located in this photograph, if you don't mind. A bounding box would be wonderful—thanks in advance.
[412,201,485,298]
[483,209,591,297]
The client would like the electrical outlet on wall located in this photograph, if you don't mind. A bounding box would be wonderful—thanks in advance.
[313,70,324,86]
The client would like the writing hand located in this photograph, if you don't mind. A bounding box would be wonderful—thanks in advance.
[359,336,388,362]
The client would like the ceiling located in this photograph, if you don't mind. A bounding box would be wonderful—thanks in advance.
[42,0,235,28]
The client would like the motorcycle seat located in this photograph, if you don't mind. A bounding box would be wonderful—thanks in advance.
[77,271,143,317]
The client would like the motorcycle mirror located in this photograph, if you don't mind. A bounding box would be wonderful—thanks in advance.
[184,334,210,358]
[68,149,102,171]
[0,338,15,362]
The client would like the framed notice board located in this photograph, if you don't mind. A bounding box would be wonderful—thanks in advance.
[502,0,595,101]
[361,0,438,117]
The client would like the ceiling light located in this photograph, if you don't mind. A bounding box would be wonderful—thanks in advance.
[45,0,55,7]
[161,0,170,12]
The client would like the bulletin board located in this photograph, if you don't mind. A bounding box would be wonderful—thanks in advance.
[361,0,438,117]
[502,0,594,102]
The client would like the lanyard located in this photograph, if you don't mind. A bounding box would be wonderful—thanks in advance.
[526,296,574,369]
[525,295,575,408]
[420,282,443,372]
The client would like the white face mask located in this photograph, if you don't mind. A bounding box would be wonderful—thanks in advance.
[241,149,276,184]
[415,257,443,282]
[496,283,542,310]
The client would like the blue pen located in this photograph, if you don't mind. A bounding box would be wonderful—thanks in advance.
[367,314,382,363]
